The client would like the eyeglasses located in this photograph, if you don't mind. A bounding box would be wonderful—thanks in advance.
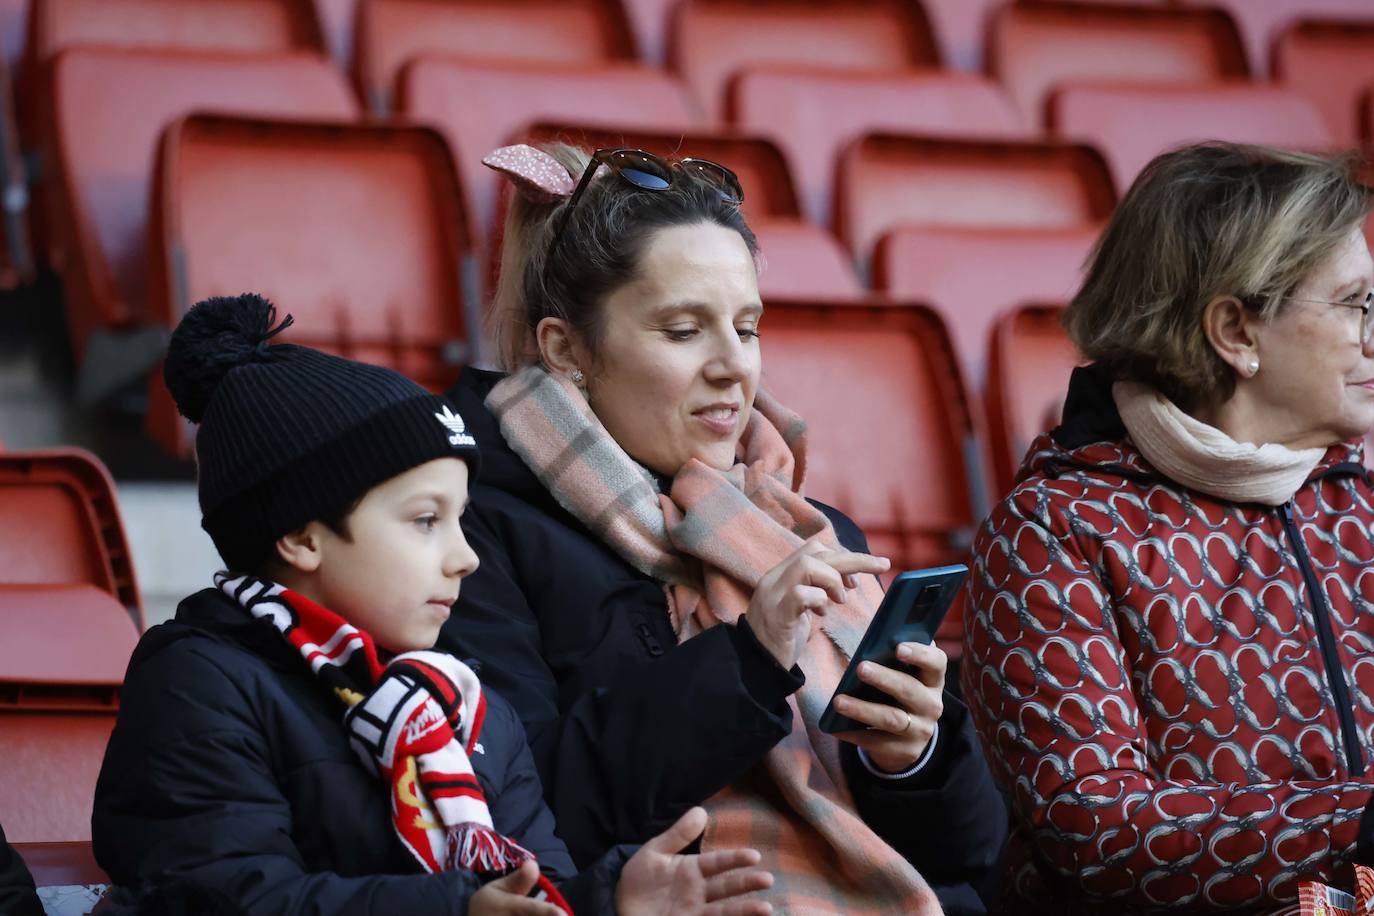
[1284,290,1374,346]
[547,148,744,256]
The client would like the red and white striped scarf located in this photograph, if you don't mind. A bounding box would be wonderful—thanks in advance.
[216,573,571,912]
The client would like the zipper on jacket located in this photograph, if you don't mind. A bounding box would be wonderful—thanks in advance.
[1279,501,1366,775]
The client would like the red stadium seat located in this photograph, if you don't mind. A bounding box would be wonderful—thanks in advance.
[752,219,863,302]
[524,123,804,223]
[26,0,323,70]
[0,449,139,845]
[1176,0,1374,77]
[11,841,109,889]
[985,304,1083,494]
[834,134,1115,269]
[355,0,636,113]
[0,448,142,627]
[873,226,1096,388]
[1051,82,1332,194]
[669,0,939,123]
[759,299,980,657]
[729,67,1028,226]
[1273,21,1374,149]
[397,57,700,248]
[145,115,472,456]
[44,48,357,396]
[989,2,1248,125]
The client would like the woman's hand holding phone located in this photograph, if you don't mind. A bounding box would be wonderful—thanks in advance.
[830,641,947,773]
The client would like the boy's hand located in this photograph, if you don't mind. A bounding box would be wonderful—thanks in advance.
[616,807,773,916]
[470,861,565,916]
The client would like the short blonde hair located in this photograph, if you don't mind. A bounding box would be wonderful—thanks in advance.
[1064,142,1370,411]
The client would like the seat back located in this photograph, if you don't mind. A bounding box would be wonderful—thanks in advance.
[46,48,358,359]
[1273,21,1374,148]
[1051,82,1332,193]
[0,448,141,625]
[752,219,862,302]
[27,0,323,67]
[835,134,1115,268]
[1176,0,1374,77]
[990,2,1248,124]
[356,0,636,113]
[730,67,1028,225]
[0,582,136,845]
[398,58,700,244]
[524,123,803,223]
[874,226,1096,388]
[145,115,471,456]
[670,0,939,122]
[986,304,1082,494]
[759,299,979,655]
[12,841,110,889]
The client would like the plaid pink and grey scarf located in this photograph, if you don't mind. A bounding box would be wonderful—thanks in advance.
[216,573,572,913]
[488,366,942,915]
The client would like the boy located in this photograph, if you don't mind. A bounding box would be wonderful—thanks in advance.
[93,294,772,915]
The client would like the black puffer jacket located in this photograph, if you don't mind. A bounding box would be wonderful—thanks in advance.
[93,586,629,915]
[439,367,1008,914]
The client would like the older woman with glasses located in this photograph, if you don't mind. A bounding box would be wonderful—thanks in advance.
[436,144,1007,914]
[964,141,1374,912]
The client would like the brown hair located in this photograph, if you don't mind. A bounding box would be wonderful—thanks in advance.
[490,144,759,369]
[1064,142,1370,411]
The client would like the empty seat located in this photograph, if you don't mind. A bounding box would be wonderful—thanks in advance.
[834,134,1116,270]
[730,67,1028,226]
[989,2,1248,124]
[397,57,700,247]
[752,219,863,301]
[0,583,135,845]
[874,226,1097,388]
[1273,21,1374,148]
[355,0,636,113]
[758,299,979,656]
[985,305,1082,494]
[145,115,472,456]
[0,448,142,627]
[1051,83,1332,194]
[26,0,323,71]
[670,0,939,122]
[523,123,805,224]
[1177,0,1374,77]
[45,48,358,396]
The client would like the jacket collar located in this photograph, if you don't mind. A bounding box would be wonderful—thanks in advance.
[1038,364,1368,492]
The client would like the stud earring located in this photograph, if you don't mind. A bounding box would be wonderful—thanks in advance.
[570,369,584,385]
[1246,359,1260,376]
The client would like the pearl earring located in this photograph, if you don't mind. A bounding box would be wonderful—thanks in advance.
[1247,359,1259,376]
[570,369,584,385]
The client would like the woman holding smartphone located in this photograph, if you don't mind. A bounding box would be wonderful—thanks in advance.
[437,143,1007,914]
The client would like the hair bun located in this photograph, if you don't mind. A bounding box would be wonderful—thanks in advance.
[163,293,295,423]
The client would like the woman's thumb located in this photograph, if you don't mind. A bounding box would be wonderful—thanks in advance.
[489,859,541,894]
[644,806,708,854]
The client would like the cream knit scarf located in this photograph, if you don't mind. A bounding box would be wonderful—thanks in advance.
[1112,380,1326,506]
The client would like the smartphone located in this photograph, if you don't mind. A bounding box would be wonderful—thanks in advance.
[817,564,968,734]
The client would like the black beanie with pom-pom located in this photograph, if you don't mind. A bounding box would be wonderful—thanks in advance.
[164,293,479,571]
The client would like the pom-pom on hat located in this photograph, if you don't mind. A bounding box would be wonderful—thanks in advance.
[164,293,480,571]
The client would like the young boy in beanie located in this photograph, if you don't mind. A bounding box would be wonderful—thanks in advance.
[92,294,773,915]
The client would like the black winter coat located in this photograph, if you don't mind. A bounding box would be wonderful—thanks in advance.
[92,586,629,915]
[440,367,1008,914]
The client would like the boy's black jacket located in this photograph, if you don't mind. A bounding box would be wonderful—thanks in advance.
[93,587,629,915]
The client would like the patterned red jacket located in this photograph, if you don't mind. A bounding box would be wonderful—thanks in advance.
[963,368,1374,911]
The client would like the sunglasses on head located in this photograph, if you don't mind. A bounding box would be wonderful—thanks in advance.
[547,147,744,256]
